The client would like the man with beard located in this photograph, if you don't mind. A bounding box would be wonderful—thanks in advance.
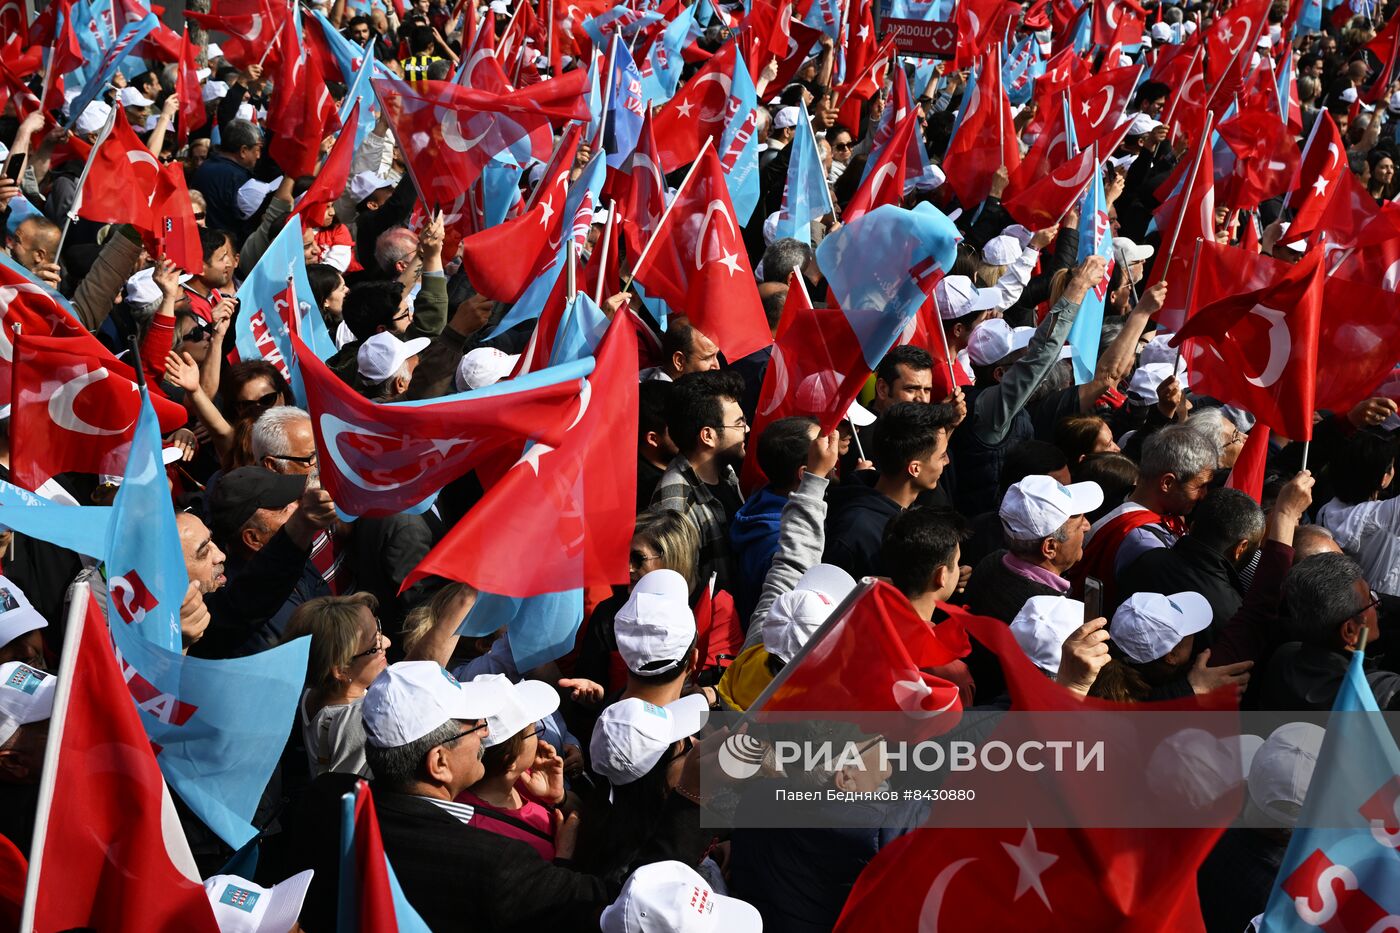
[651,370,750,592]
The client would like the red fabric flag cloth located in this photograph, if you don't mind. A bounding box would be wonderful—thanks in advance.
[649,40,740,173]
[1004,130,1127,229]
[404,314,638,597]
[10,334,186,490]
[0,260,93,403]
[1286,111,1348,244]
[1169,244,1324,441]
[1092,0,1146,46]
[834,607,1235,933]
[292,333,591,517]
[943,47,1021,211]
[843,107,920,223]
[956,0,1014,67]
[1068,63,1141,146]
[1362,10,1400,102]
[609,109,666,257]
[630,142,773,361]
[27,596,219,931]
[512,271,573,377]
[1203,0,1269,104]
[1225,423,1271,501]
[185,0,279,72]
[739,274,868,492]
[758,581,970,720]
[175,28,207,148]
[76,106,162,232]
[1145,120,1215,331]
[267,23,340,179]
[1214,109,1300,210]
[343,780,413,928]
[293,103,360,228]
[836,32,897,133]
[149,161,204,276]
[0,833,24,931]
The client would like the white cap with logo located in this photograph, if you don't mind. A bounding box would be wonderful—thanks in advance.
[601,860,762,933]
[363,661,509,748]
[966,318,1033,366]
[934,275,1001,320]
[1000,475,1103,539]
[358,332,431,383]
[590,695,710,785]
[455,346,521,391]
[0,662,55,747]
[203,870,314,933]
[0,577,48,650]
[763,563,857,663]
[616,569,697,676]
[1010,595,1087,675]
[1110,592,1213,664]
[471,673,560,749]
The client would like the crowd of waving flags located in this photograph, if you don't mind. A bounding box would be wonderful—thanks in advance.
[4,0,1400,924]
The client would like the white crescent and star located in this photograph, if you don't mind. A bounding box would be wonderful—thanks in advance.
[891,672,958,718]
[48,368,133,437]
[1241,305,1291,389]
[918,858,977,933]
[695,198,738,273]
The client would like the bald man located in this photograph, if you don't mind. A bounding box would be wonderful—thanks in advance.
[5,216,61,288]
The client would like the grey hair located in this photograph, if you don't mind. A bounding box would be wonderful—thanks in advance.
[1003,518,1073,560]
[1298,75,1319,102]
[219,118,261,153]
[1283,553,1367,644]
[375,226,419,274]
[364,720,462,790]
[1186,407,1232,441]
[250,406,310,463]
[1140,423,1219,480]
[759,238,814,285]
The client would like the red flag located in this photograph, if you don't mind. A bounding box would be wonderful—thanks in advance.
[1285,111,1348,244]
[26,596,220,930]
[185,0,280,72]
[580,212,620,305]
[739,274,869,492]
[9,335,187,489]
[404,313,638,596]
[767,16,824,93]
[1169,244,1324,441]
[512,270,574,377]
[175,27,207,148]
[611,109,665,257]
[1312,168,1400,252]
[0,261,92,404]
[759,581,968,718]
[956,0,1016,68]
[1362,10,1400,103]
[291,334,589,517]
[1204,0,1269,108]
[1146,117,1215,331]
[1161,44,1207,142]
[1013,89,1075,191]
[267,22,340,179]
[630,142,773,361]
[1225,423,1270,500]
[843,107,920,223]
[1004,127,1129,229]
[943,47,1021,211]
[649,41,741,173]
[293,103,360,228]
[836,27,897,132]
[76,107,163,231]
[1068,63,1141,145]
[1092,0,1146,46]
[1214,108,1300,210]
[149,161,204,276]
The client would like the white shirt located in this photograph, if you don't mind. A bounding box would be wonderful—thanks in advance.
[1318,497,1400,597]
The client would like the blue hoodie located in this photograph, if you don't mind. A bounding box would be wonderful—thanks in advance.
[729,486,788,624]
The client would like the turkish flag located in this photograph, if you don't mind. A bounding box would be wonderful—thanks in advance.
[1362,10,1400,103]
[956,0,1016,68]
[1145,122,1215,331]
[405,313,637,597]
[609,110,666,257]
[739,274,869,492]
[77,106,161,232]
[768,17,825,93]
[836,31,898,133]
[1286,111,1348,245]
[943,47,1021,211]
[649,41,740,173]
[1161,45,1208,143]
[1214,109,1300,210]
[630,142,773,361]
[149,161,204,276]
[27,597,219,931]
[1068,64,1141,145]
[293,103,359,229]
[1225,423,1270,501]
[1004,129,1129,230]
[1311,168,1400,254]
[843,107,920,223]
[10,334,187,490]
[1170,244,1324,441]
[1092,0,1145,46]
[185,0,280,72]
[267,22,340,179]
[1013,89,1075,192]
[758,581,970,723]
[291,334,590,517]
[0,258,93,404]
[175,28,206,148]
[458,126,581,302]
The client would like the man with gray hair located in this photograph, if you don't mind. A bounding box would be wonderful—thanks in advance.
[191,117,263,233]
[1185,407,1248,470]
[252,406,320,475]
[1073,423,1219,600]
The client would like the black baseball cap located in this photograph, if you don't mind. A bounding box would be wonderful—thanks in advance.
[207,467,307,544]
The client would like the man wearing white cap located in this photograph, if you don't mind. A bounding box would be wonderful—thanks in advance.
[203,871,314,933]
[1102,591,1250,699]
[614,569,701,706]
[0,577,49,670]
[357,331,430,400]
[602,861,761,933]
[456,346,521,391]
[762,105,800,168]
[0,662,55,855]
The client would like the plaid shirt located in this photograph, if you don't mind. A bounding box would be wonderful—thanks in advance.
[650,455,741,592]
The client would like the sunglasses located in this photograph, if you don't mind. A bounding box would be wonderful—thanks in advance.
[235,390,282,414]
[192,211,206,221]
[181,322,215,343]
[833,141,853,151]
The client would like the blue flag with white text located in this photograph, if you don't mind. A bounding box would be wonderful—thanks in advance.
[1067,152,1113,384]
[66,11,159,125]
[775,100,833,244]
[605,42,647,168]
[719,47,761,224]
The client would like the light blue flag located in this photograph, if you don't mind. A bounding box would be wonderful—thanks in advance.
[63,0,116,91]
[1003,35,1043,107]
[639,2,697,104]
[66,11,159,125]
[234,216,336,406]
[604,41,647,169]
[816,202,962,370]
[584,50,606,144]
[775,100,833,244]
[461,589,585,671]
[1298,0,1323,34]
[105,389,186,654]
[802,0,842,39]
[109,618,310,847]
[340,44,381,154]
[481,155,524,229]
[4,193,43,235]
[945,61,979,154]
[1067,153,1112,384]
[883,0,955,19]
[1260,647,1400,929]
[549,293,609,366]
[582,4,664,48]
[720,47,761,224]
[339,786,432,933]
[0,478,111,555]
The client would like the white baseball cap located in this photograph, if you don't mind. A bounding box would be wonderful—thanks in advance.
[1110,591,1213,664]
[471,673,560,749]
[982,234,1023,266]
[202,80,230,103]
[1246,722,1324,827]
[1010,595,1086,675]
[1138,333,1178,368]
[1112,236,1154,264]
[489,0,509,13]
[762,563,856,663]
[349,171,394,204]
[1150,22,1172,42]
[0,578,47,651]
[73,101,112,136]
[358,332,431,383]
[934,275,1001,320]
[455,346,520,391]
[207,42,225,59]
[236,176,282,220]
[1001,223,1034,248]
[203,871,314,933]
[0,662,55,747]
[845,399,876,427]
[1000,475,1104,539]
[1127,362,1178,403]
[1126,113,1163,137]
[773,106,800,130]
[589,694,710,785]
[362,661,510,748]
[124,267,163,306]
[601,860,762,933]
[966,318,1033,366]
[616,569,696,676]
[118,86,155,108]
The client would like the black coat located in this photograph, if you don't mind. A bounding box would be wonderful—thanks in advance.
[1258,642,1400,711]
[1116,535,1246,642]
[822,478,903,580]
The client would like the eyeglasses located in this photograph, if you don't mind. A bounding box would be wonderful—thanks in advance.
[350,619,386,660]
[629,549,662,569]
[718,417,748,432]
[833,141,853,151]
[181,322,215,344]
[1349,590,1383,623]
[192,211,206,221]
[270,451,318,466]
[449,721,490,744]
[235,390,282,414]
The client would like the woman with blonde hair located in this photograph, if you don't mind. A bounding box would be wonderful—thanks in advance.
[283,592,390,777]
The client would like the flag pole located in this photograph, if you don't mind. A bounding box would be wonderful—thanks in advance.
[19,581,91,931]
[566,238,578,300]
[627,136,714,284]
[595,34,620,153]
[54,104,119,262]
[1171,235,1205,383]
[257,15,289,69]
[545,0,555,72]
[1300,439,1311,472]
[592,206,614,306]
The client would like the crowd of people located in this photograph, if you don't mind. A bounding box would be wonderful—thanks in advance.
[1,0,1400,928]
